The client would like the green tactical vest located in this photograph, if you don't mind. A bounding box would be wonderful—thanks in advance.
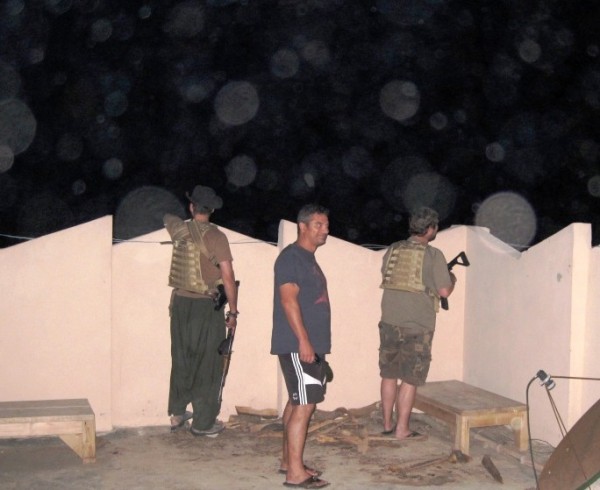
[168,221,218,294]
[380,240,440,311]
[381,241,427,292]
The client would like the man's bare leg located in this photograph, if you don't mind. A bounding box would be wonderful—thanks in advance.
[395,381,417,439]
[285,402,318,484]
[280,400,293,471]
[280,400,321,476]
[380,377,398,432]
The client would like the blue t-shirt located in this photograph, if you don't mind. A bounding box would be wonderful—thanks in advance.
[271,243,331,355]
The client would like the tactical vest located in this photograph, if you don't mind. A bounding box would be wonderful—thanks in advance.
[380,240,439,311]
[168,221,219,294]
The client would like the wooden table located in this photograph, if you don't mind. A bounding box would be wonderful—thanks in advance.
[414,380,528,455]
[0,398,96,463]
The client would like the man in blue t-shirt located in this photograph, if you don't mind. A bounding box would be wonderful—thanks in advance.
[271,204,331,489]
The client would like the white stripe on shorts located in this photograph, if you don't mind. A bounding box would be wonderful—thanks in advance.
[291,353,307,405]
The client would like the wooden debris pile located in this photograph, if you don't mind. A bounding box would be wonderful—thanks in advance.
[385,449,472,477]
[228,404,510,483]
[227,402,382,454]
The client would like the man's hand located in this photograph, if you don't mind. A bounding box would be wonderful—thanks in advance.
[298,339,316,363]
[225,316,237,328]
[225,312,237,330]
[450,272,457,284]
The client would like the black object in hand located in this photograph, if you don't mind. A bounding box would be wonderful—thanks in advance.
[213,280,240,311]
[315,355,334,383]
[441,252,470,310]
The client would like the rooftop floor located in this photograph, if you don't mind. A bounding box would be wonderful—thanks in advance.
[0,408,550,490]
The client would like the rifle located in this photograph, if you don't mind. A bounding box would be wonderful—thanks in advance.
[216,280,239,403]
[440,252,470,310]
[217,327,235,404]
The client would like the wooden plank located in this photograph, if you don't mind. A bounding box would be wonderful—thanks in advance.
[0,399,96,463]
[0,399,94,423]
[60,419,96,463]
[0,399,91,411]
[413,399,459,428]
[416,380,526,414]
[414,380,528,455]
[235,406,278,419]
[0,420,88,437]
[456,415,470,454]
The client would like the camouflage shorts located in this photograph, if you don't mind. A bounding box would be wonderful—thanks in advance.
[378,322,434,386]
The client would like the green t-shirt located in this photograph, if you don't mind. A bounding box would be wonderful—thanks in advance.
[380,241,452,332]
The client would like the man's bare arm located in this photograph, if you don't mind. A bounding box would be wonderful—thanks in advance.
[280,282,315,363]
[220,260,238,327]
[438,272,456,299]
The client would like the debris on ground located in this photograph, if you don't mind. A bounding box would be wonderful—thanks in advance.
[231,404,375,454]
[482,454,504,483]
[450,449,471,463]
[223,402,545,487]
[228,402,470,459]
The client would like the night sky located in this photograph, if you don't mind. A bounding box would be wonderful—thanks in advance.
[1,0,599,250]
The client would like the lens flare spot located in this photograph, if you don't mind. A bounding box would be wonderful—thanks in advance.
[587,175,600,197]
[0,98,37,155]
[225,154,257,188]
[0,144,14,173]
[379,80,420,122]
[270,48,300,79]
[485,142,506,162]
[214,81,259,126]
[475,191,537,250]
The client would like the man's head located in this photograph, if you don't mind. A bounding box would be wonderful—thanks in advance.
[186,185,223,216]
[409,206,439,237]
[297,204,330,251]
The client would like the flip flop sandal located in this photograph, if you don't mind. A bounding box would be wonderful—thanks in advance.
[278,465,322,477]
[170,411,193,432]
[283,475,330,488]
[399,430,428,441]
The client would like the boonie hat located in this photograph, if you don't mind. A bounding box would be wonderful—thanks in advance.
[186,185,223,210]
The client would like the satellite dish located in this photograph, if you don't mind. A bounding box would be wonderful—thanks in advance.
[538,398,600,490]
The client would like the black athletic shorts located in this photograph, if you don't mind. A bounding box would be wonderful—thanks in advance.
[279,353,327,405]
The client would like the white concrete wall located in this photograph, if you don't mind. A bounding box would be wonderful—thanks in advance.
[0,217,113,431]
[1,215,598,449]
[584,245,600,420]
[463,224,600,446]
[425,225,469,383]
[110,226,279,427]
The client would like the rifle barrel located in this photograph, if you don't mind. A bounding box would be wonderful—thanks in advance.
[441,251,470,310]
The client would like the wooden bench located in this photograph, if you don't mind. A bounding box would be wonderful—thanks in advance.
[0,398,96,463]
[414,380,528,456]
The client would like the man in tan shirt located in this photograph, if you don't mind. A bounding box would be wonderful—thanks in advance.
[164,185,238,436]
[378,207,455,441]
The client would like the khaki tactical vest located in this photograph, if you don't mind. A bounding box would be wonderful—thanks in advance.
[168,221,219,294]
[380,240,439,311]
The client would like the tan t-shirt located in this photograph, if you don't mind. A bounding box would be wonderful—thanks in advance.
[164,214,233,298]
[380,241,452,332]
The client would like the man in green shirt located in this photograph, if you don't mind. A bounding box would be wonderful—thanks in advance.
[378,207,455,440]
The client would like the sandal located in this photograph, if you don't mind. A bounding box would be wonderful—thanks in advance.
[170,411,193,432]
[278,465,322,477]
[283,476,330,488]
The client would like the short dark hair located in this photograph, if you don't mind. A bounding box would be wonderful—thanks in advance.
[297,204,329,224]
[409,206,439,235]
[191,203,213,216]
